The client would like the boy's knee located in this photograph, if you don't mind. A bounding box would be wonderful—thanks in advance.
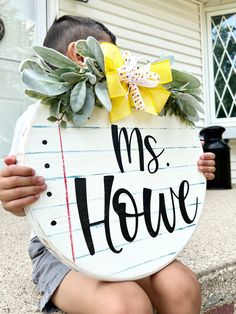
[152,261,201,308]
[173,270,200,301]
[101,282,152,314]
[169,273,201,312]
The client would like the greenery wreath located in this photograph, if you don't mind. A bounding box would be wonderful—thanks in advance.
[20,37,204,128]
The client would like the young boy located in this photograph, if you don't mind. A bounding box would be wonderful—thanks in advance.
[0,15,215,314]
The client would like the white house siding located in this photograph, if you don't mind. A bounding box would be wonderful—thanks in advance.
[230,140,236,184]
[230,143,236,184]
[204,0,236,8]
[59,0,202,77]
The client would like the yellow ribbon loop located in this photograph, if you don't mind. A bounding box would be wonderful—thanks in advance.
[100,42,173,122]
[118,51,160,112]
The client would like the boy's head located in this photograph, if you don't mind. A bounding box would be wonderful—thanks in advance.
[43,15,116,64]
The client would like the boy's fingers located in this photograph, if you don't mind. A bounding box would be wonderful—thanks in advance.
[198,159,216,167]
[200,152,215,160]
[2,194,41,216]
[0,165,35,177]
[4,155,17,166]
[0,175,45,189]
[198,166,216,174]
[0,184,47,202]
[0,156,45,216]
[204,173,215,180]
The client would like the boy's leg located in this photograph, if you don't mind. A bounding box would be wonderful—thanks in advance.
[137,260,201,314]
[51,270,153,314]
[52,260,200,314]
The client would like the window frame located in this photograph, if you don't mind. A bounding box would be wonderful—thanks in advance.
[203,3,236,137]
[35,0,58,44]
[46,0,59,31]
[35,0,47,44]
[0,0,54,166]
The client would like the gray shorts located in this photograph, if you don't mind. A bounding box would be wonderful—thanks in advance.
[28,236,71,313]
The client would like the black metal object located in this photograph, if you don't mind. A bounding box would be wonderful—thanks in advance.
[0,18,5,41]
[75,0,89,2]
[200,126,232,189]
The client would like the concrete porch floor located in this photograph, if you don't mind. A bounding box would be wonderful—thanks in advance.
[0,186,236,313]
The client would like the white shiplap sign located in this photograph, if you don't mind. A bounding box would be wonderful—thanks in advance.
[18,103,206,281]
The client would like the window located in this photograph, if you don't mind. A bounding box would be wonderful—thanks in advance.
[0,0,47,166]
[206,6,236,130]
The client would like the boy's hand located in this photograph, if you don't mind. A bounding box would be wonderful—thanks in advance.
[197,152,216,180]
[0,156,47,216]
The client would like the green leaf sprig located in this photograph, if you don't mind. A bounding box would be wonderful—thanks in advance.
[20,36,111,128]
[161,69,204,125]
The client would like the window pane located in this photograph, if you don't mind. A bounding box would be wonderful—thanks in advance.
[229,72,236,94]
[231,105,236,117]
[0,0,36,60]
[0,0,37,166]
[211,12,236,119]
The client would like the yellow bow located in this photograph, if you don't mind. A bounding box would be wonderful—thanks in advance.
[100,42,173,122]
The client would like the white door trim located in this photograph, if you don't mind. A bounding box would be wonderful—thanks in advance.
[46,0,59,29]
[35,0,59,45]
[35,0,47,44]
[203,4,236,137]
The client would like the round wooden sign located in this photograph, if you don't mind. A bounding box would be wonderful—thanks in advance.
[18,103,206,281]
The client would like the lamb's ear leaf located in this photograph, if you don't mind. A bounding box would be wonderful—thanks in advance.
[95,81,112,111]
[177,97,198,119]
[70,81,87,113]
[85,72,97,85]
[75,40,95,58]
[186,112,199,123]
[32,46,80,69]
[61,72,86,84]
[38,58,53,72]
[86,37,105,71]
[22,69,71,96]
[178,93,204,114]
[189,93,204,103]
[25,90,53,101]
[170,69,201,90]
[19,59,46,74]
[53,67,79,76]
[72,85,95,125]
[84,57,104,78]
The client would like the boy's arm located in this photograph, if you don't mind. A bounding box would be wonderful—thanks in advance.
[0,156,47,216]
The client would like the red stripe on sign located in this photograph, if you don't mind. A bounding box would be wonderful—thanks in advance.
[58,122,75,262]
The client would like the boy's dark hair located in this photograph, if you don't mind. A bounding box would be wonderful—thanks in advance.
[43,15,116,55]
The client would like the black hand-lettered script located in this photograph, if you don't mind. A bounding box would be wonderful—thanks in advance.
[74,125,198,255]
